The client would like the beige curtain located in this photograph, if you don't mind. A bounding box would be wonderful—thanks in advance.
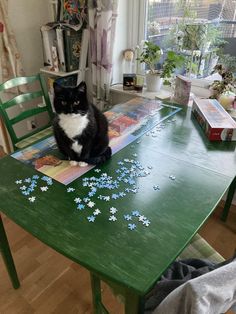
[0,0,25,153]
[0,0,25,84]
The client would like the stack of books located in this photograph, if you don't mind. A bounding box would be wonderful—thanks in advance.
[40,22,88,73]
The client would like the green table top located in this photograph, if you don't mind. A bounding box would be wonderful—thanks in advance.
[0,104,235,296]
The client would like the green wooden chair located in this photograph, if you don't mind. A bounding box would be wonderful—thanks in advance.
[0,73,54,152]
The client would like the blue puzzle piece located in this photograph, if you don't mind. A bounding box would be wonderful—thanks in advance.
[22,191,30,196]
[128,223,136,231]
[77,204,85,210]
[143,219,151,227]
[111,194,119,200]
[32,175,40,180]
[131,210,140,217]
[87,216,95,222]
[41,176,50,181]
[124,214,132,221]
[83,197,90,203]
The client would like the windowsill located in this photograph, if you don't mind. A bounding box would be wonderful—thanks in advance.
[110,84,172,100]
[110,82,212,104]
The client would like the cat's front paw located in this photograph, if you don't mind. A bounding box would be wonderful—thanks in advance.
[70,160,78,167]
[105,146,112,159]
[78,161,88,167]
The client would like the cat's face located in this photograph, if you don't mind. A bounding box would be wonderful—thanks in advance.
[53,81,88,115]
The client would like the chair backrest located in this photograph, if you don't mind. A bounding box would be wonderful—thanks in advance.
[0,73,54,150]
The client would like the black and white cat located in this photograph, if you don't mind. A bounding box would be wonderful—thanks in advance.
[53,81,112,166]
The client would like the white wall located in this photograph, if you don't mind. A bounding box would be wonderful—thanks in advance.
[8,0,129,81]
[8,0,52,75]
[0,1,52,149]
[7,0,129,86]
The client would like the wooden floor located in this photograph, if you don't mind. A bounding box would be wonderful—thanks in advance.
[0,146,236,314]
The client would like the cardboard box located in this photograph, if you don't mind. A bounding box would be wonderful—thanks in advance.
[192,98,236,141]
[173,75,191,106]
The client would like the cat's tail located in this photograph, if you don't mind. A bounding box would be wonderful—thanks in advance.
[84,146,112,165]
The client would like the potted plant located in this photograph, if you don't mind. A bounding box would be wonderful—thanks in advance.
[137,41,185,91]
[209,64,236,110]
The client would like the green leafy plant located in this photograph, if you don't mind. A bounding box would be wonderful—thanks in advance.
[204,24,225,49]
[210,64,236,99]
[161,51,185,85]
[137,41,163,74]
[137,41,185,84]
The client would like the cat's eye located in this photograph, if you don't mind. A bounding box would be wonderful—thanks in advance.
[74,101,80,105]
[61,101,67,106]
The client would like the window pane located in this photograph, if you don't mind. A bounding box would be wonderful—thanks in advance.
[146,0,236,41]
[145,0,236,77]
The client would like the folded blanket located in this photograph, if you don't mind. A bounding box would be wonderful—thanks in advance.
[145,254,236,314]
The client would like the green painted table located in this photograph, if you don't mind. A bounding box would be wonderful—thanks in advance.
[0,103,236,313]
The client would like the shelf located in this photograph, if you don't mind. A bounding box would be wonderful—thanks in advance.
[40,67,79,77]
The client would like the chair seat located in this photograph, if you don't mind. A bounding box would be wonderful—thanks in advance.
[178,233,224,263]
[15,126,53,149]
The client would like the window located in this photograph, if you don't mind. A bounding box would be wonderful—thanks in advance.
[146,0,236,44]
[133,0,235,77]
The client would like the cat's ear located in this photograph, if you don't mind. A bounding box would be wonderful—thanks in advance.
[77,81,87,93]
[53,82,63,94]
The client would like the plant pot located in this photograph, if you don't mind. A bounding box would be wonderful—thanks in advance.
[218,91,235,111]
[146,72,163,92]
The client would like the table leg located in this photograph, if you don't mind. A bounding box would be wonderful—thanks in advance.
[125,290,145,314]
[0,214,20,289]
[90,273,109,314]
[221,177,236,222]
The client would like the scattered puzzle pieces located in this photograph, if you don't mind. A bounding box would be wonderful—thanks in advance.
[40,186,48,192]
[67,187,75,193]
[124,214,132,221]
[128,223,136,231]
[109,215,117,222]
[110,207,118,214]
[28,196,36,203]
[93,209,101,216]
[87,216,95,222]
[15,127,180,230]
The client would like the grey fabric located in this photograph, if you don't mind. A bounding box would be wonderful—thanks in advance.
[153,261,236,314]
[145,258,230,313]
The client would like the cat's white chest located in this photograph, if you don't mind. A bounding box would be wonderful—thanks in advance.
[58,113,89,139]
